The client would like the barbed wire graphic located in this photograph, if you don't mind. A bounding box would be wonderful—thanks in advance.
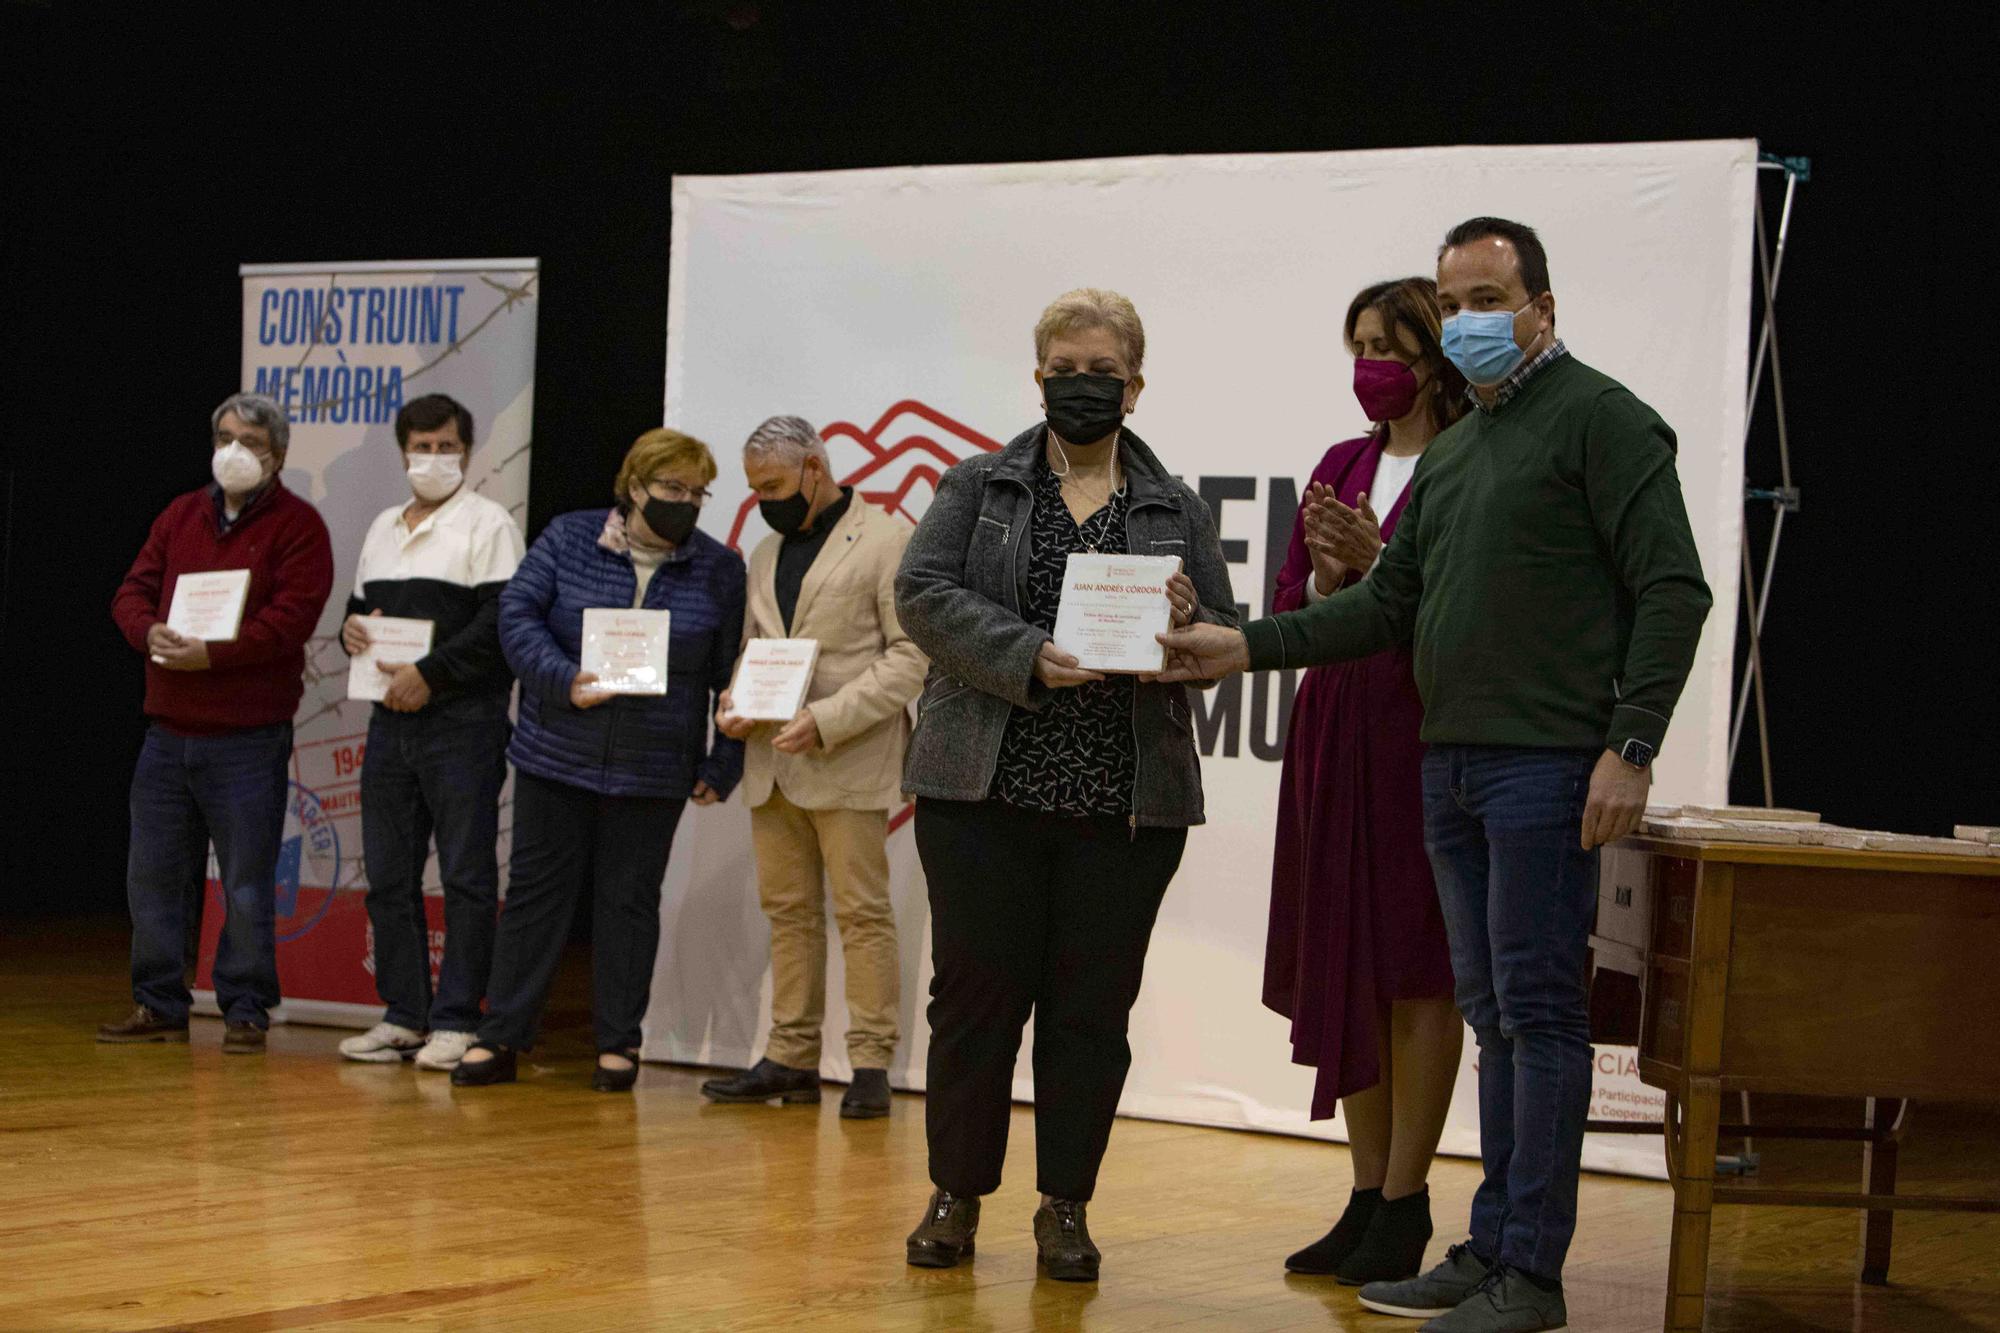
[280,271,539,419]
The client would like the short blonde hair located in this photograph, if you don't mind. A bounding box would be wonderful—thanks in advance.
[1033,287,1145,373]
[615,427,718,502]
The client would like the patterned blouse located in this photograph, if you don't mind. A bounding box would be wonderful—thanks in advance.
[989,459,1137,817]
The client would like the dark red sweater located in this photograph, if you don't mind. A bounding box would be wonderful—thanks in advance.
[111,482,334,734]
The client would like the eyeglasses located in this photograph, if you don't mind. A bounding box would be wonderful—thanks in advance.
[647,478,712,504]
[214,431,274,457]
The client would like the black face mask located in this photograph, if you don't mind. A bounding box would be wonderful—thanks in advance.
[1042,372,1128,446]
[639,495,699,546]
[758,463,815,535]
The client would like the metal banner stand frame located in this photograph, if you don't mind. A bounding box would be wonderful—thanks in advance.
[1721,160,1942,1230]
[1725,150,1811,1178]
[1729,151,1811,808]
[1594,153,1814,1170]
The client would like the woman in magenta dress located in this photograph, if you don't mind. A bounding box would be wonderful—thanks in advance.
[1269,277,1470,1284]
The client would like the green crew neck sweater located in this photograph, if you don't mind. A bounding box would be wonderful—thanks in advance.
[1243,353,1712,755]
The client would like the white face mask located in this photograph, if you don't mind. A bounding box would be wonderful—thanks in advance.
[210,441,266,495]
[406,452,464,502]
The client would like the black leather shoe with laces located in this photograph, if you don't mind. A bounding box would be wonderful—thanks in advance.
[700,1057,821,1104]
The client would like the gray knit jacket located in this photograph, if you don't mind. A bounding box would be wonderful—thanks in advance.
[894,424,1238,827]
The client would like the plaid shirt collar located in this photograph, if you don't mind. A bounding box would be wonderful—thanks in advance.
[1470,338,1568,414]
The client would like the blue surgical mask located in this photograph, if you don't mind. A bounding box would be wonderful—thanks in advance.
[1442,302,1539,386]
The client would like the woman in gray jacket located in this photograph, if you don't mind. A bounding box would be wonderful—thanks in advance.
[895,288,1238,1282]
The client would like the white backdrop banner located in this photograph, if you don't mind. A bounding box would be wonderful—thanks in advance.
[648,142,1755,1179]
[195,259,539,1025]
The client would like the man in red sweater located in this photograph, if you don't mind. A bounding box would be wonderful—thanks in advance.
[101,393,334,1053]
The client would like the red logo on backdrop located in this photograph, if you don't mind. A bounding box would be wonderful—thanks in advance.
[724,399,1003,546]
[725,400,1004,836]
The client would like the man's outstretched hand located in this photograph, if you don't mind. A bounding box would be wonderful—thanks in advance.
[1152,624,1252,683]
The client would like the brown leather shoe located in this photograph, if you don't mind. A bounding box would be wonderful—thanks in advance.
[97,1005,189,1043]
[223,1023,267,1054]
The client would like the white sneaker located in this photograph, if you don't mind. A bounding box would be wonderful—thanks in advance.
[339,1022,425,1063]
[415,1030,478,1071]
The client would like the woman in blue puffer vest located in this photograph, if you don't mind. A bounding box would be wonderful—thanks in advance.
[454,428,746,1092]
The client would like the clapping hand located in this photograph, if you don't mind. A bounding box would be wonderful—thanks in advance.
[1303,486,1383,579]
[1299,484,1347,593]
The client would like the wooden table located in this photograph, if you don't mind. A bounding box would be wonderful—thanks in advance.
[1615,835,2000,1332]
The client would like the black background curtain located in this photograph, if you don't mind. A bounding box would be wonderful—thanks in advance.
[2,3,1991,915]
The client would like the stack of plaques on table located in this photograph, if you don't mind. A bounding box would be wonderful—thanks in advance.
[1640,805,1819,845]
[1636,806,2000,858]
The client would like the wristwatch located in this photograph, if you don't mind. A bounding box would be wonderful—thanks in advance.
[1618,738,1656,770]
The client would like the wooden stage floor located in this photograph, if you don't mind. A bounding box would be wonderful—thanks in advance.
[3,919,1996,1332]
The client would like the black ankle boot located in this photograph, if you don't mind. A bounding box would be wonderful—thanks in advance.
[1335,1186,1433,1285]
[906,1189,980,1268]
[1285,1187,1382,1274]
[1033,1199,1100,1282]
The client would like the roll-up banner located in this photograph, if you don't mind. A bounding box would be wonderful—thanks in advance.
[651,143,1755,1178]
[193,259,539,1025]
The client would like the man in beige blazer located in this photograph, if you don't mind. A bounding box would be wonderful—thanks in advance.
[704,416,929,1118]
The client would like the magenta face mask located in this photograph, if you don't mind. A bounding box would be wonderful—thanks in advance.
[1352,357,1421,422]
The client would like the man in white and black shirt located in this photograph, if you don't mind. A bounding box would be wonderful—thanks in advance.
[336,394,525,1071]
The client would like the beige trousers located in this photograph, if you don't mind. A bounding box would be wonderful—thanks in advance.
[750,786,900,1069]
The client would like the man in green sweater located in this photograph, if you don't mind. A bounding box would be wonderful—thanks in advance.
[1159,217,1711,1333]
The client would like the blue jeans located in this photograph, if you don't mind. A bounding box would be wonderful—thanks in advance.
[360,698,511,1033]
[127,722,293,1027]
[1423,744,1601,1281]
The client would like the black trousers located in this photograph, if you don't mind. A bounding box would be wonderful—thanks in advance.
[479,771,686,1054]
[915,797,1187,1201]
[360,700,510,1033]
